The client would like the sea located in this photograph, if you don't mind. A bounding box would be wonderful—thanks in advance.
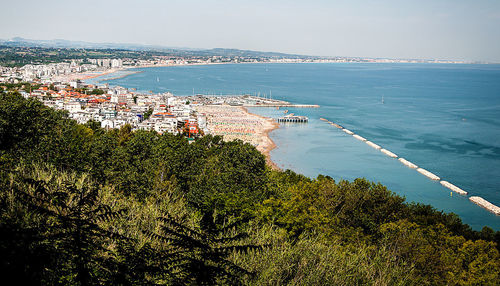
[89,63,500,230]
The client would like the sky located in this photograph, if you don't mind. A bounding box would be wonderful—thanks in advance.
[1,0,500,62]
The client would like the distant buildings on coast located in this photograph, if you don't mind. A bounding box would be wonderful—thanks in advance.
[18,81,204,136]
[0,57,304,139]
[0,52,472,139]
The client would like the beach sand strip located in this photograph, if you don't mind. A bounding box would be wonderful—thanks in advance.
[196,105,280,169]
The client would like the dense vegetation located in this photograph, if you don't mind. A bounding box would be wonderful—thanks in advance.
[0,45,177,67]
[0,45,308,67]
[1,91,500,285]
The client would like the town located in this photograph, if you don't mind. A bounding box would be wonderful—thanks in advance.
[0,57,308,142]
[0,44,466,143]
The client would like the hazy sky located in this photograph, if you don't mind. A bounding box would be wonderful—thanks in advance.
[1,0,500,62]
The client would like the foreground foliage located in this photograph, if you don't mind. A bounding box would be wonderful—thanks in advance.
[1,93,500,285]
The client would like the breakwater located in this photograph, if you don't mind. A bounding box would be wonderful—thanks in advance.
[440,181,467,195]
[398,158,418,169]
[343,129,354,135]
[366,141,382,150]
[319,117,500,216]
[417,168,440,180]
[380,148,398,158]
[469,197,500,215]
[353,134,367,141]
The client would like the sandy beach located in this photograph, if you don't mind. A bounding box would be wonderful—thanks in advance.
[52,67,125,82]
[195,105,280,169]
[54,62,220,84]
[61,61,286,85]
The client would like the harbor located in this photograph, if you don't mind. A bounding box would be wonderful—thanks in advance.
[190,94,320,108]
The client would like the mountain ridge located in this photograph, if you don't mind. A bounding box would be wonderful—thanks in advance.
[0,37,311,59]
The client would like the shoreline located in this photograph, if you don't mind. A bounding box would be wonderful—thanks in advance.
[80,60,339,86]
[27,61,494,87]
[241,106,281,170]
[80,66,140,83]
[53,67,131,83]
[80,65,283,169]
[83,62,232,84]
[93,70,143,82]
[195,104,281,170]
[83,68,124,80]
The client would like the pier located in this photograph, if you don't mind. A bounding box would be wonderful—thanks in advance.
[278,115,309,123]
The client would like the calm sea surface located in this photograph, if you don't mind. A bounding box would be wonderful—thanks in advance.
[95,63,500,230]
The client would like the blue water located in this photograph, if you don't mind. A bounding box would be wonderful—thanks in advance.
[99,63,500,230]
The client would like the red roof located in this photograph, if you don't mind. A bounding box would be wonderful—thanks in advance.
[154,112,174,117]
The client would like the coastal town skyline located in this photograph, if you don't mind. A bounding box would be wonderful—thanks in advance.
[2,0,500,62]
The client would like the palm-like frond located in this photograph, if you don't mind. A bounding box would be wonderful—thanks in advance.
[147,208,261,285]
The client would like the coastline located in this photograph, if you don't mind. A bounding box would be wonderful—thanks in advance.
[93,69,143,82]
[241,107,280,170]
[79,65,282,169]
[83,68,125,80]
[80,61,316,86]
[52,67,128,83]
[80,63,223,84]
[195,105,281,170]
[72,62,500,230]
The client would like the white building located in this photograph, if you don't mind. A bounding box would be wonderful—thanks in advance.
[63,102,82,113]
[111,59,123,68]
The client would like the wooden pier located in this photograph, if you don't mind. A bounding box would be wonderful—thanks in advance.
[278,115,309,123]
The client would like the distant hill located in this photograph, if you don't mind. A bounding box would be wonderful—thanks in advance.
[189,48,307,59]
[0,37,311,59]
[0,37,177,51]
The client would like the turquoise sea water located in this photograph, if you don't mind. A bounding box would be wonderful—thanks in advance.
[98,63,500,230]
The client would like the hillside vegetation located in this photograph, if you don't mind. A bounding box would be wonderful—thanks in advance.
[1,91,499,285]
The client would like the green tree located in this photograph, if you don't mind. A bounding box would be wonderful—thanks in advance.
[1,164,125,285]
[148,210,261,285]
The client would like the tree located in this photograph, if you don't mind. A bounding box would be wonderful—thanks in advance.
[379,220,500,285]
[143,108,153,120]
[1,164,125,285]
[148,210,261,285]
[90,89,105,95]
